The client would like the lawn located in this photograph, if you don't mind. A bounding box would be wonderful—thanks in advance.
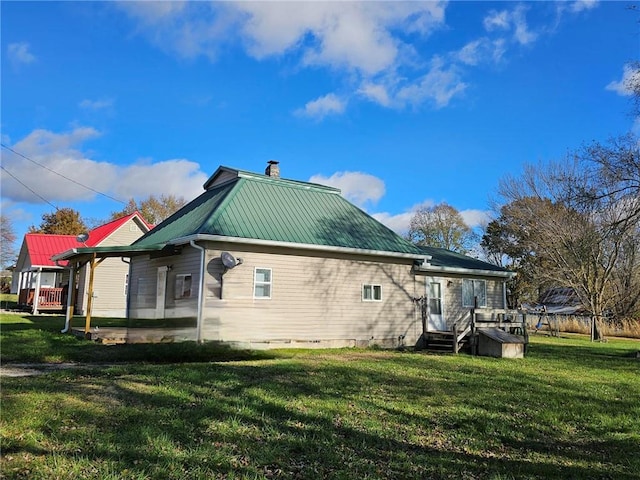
[1,314,639,479]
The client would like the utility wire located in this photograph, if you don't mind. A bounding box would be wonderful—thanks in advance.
[1,143,126,205]
[0,164,58,209]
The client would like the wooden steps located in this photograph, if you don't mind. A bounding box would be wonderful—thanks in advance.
[423,331,470,353]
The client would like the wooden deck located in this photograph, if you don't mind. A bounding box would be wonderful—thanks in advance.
[422,308,529,356]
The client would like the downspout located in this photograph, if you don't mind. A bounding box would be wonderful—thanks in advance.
[122,258,131,321]
[503,280,507,310]
[190,240,205,344]
[61,262,76,333]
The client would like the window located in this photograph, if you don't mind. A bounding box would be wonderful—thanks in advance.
[175,274,192,299]
[254,268,272,299]
[462,279,486,307]
[362,284,382,302]
[429,282,442,314]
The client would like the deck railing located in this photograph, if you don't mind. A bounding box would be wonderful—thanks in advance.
[18,288,65,310]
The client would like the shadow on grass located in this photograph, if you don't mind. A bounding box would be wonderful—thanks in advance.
[2,353,638,479]
[0,314,280,364]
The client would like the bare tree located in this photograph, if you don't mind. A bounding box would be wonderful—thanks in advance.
[110,194,186,225]
[407,203,476,254]
[1,215,17,269]
[495,136,640,330]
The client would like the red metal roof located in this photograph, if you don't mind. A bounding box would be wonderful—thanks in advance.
[25,234,81,267]
[24,212,151,267]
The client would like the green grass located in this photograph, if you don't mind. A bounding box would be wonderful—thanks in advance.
[1,293,18,310]
[2,313,639,479]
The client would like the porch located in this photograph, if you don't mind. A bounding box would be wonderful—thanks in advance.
[422,307,530,356]
[18,287,67,312]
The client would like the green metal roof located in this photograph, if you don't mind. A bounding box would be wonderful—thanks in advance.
[134,169,422,256]
[417,246,511,273]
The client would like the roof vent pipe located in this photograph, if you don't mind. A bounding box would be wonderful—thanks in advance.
[265,160,280,178]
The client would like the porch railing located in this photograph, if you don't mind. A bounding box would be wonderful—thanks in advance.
[18,288,65,310]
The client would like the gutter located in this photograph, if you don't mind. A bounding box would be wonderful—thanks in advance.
[172,234,428,262]
[190,240,206,344]
[414,265,516,279]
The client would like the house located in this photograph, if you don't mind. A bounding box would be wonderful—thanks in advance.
[12,212,151,317]
[53,162,517,349]
[414,246,515,330]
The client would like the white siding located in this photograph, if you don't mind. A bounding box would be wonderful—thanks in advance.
[437,276,507,328]
[198,243,421,348]
[128,246,201,320]
[77,217,149,317]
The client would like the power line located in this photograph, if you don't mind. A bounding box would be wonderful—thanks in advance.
[0,164,58,209]
[1,143,126,205]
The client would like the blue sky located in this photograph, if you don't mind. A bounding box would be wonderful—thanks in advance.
[1,1,637,247]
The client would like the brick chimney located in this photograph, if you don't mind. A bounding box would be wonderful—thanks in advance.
[265,160,280,178]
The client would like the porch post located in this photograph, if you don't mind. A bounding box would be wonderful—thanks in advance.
[84,253,97,336]
[33,268,42,314]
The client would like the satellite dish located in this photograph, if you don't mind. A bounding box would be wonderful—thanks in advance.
[76,232,89,244]
[221,251,239,269]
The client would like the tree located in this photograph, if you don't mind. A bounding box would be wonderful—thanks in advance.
[489,136,640,330]
[407,203,476,253]
[110,194,186,225]
[481,198,556,307]
[623,60,640,117]
[1,215,17,269]
[28,208,88,235]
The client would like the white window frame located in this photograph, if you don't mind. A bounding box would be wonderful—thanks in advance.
[175,274,192,299]
[253,267,272,299]
[362,284,382,302]
[462,279,487,307]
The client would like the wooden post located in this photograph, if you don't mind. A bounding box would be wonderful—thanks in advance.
[84,253,97,337]
[63,263,77,333]
[470,307,477,356]
[453,322,459,354]
[33,268,42,314]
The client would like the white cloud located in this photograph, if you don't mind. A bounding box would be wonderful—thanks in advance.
[371,211,415,234]
[483,10,510,31]
[114,159,206,200]
[371,203,488,234]
[115,1,579,115]
[79,98,114,110]
[117,2,452,112]
[309,171,385,209]
[482,6,537,46]
[295,93,346,120]
[460,209,492,228]
[570,0,599,13]
[606,64,639,97]
[0,127,207,206]
[455,38,505,66]
[397,57,467,108]
[119,2,447,75]
[115,1,238,61]
[511,6,537,45]
[371,200,435,234]
[7,42,36,65]
[357,82,392,107]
